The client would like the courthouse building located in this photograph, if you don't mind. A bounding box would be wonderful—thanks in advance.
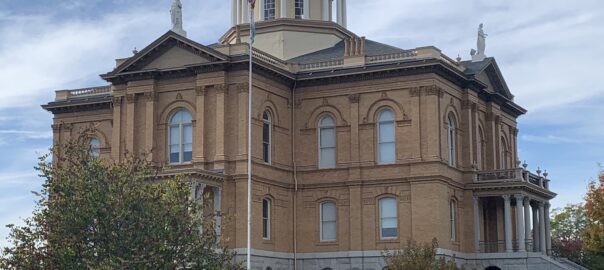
[43,0,572,269]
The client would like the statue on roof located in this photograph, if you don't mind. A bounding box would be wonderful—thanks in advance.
[471,23,487,62]
[170,0,187,37]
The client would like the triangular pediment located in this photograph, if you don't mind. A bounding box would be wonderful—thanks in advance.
[105,31,228,77]
[463,58,514,100]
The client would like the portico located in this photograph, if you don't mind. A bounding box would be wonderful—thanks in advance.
[471,167,556,255]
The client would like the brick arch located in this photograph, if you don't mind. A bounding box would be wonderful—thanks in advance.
[159,100,196,124]
[365,97,406,123]
[443,105,461,128]
[258,99,280,125]
[307,104,347,128]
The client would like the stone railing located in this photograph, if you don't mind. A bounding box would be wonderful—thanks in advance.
[298,59,344,71]
[55,85,112,101]
[476,167,549,190]
[252,49,290,70]
[365,50,418,64]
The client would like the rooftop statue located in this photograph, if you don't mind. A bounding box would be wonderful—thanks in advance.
[471,23,487,62]
[170,0,187,37]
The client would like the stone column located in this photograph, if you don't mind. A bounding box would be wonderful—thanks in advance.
[144,92,156,161]
[473,195,481,253]
[341,0,347,28]
[539,202,547,254]
[322,0,330,21]
[532,203,540,252]
[336,0,343,26]
[258,0,264,21]
[523,198,532,252]
[194,86,206,164]
[237,0,242,24]
[303,0,310,19]
[125,94,135,154]
[232,0,238,26]
[242,0,249,23]
[111,96,123,161]
[280,0,287,18]
[214,186,222,237]
[545,203,552,255]
[503,195,513,252]
[515,194,526,251]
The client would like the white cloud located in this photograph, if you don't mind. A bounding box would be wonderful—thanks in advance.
[521,134,583,144]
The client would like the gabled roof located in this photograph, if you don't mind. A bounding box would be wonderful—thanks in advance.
[461,57,514,100]
[101,31,228,80]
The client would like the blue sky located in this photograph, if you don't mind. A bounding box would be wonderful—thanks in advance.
[0,0,603,247]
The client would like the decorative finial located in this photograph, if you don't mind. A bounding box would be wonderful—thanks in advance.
[456,52,462,63]
[522,160,528,169]
[516,160,522,168]
[536,167,542,176]
[170,0,187,37]
[132,47,138,55]
[543,170,549,178]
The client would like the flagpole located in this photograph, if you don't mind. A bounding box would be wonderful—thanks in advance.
[247,1,255,269]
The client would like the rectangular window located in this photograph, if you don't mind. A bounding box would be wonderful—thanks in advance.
[295,0,304,19]
[264,0,276,20]
[263,121,270,163]
[319,127,336,168]
[380,197,398,239]
[320,202,337,241]
[183,124,193,162]
[262,199,270,239]
[378,122,395,163]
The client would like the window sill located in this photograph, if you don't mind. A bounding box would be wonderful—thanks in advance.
[316,241,338,246]
[377,238,400,244]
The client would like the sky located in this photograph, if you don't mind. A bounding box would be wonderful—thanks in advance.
[0,0,603,248]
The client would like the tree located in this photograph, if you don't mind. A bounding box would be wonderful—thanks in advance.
[583,170,604,269]
[383,238,461,270]
[550,204,586,263]
[0,131,242,269]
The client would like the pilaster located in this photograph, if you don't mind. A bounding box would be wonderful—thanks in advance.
[144,91,156,161]
[348,94,360,179]
[111,96,123,161]
[125,93,136,154]
[214,84,227,168]
[194,85,207,164]
[473,195,481,253]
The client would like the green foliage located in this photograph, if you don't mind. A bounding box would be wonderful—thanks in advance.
[583,170,604,269]
[383,238,462,270]
[0,130,242,269]
[550,204,586,263]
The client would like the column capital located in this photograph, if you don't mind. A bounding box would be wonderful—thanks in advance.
[502,194,511,202]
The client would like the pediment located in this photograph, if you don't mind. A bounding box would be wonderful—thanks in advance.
[105,31,228,77]
[464,58,514,99]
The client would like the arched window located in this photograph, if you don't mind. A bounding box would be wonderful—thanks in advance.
[295,0,304,19]
[450,199,457,241]
[477,126,485,170]
[379,197,398,239]
[89,137,100,158]
[500,137,509,169]
[320,201,337,241]
[377,109,395,164]
[263,0,276,20]
[447,113,457,167]
[318,115,336,169]
[169,109,193,164]
[262,111,272,164]
[262,198,271,240]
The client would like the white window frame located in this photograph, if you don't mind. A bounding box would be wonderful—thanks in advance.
[262,111,272,164]
[168,109,193,164]
[264,0,276,20]
[447,113,457,167]
[262,198,271,240]
[320,201,337,242]
[379,197,398,240]
[318,115,336,169]
[450,199,457,241]
[377,109,396,164]
[294,0,304,19]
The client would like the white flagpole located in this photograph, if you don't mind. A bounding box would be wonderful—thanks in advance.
[247,1,254,269]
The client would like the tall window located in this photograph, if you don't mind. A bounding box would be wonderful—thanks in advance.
[169,109,193,164]
[377,109,395,164]
[379,197,398,239]
[90,137,100,158]
[318,115,336,169]
[320,201,337,241]
[262,198,271,240]
[264,0,276,20]
[447,113,457,167]
[295,0,304,19]
[450,199,457,241]
[500,137,509,169]
[477,126,485,170]
[263,111,272,164]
